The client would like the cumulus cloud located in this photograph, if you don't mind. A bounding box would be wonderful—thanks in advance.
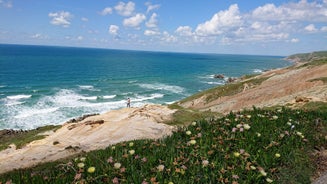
[109,25,119,36]
[175,26,193,36]
[144,29,160,36]
[195,4,242,36]
[81,17,88,22]
[145,2,160,13]
[304,24,318,32]
[48,11,73,27]
[291,38,300,43]
[115,1,135,16]
[321,26,327,32]
[251,1,327,22]
[100,7,113,16]
[123,13,146,28]
[161,31,177,43]
[146,13,158,28]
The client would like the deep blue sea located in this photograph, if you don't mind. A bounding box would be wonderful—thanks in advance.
[0,44,291,130]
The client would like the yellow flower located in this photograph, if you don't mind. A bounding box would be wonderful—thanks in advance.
[191,121,197,126]
[250,166,256,170]
[77,163,85,168]
[266,178,273,183]
[168,182,174,184]
[111,146,116,150]
[114,162,121,169]
[233,152,240,157]
[129,142,134,147]
[256,132,261,137]
[189,140,196,145]
[244,124,251,130]
[246,115,251,119]
[129,149,135,155]
[275,153,281,158]
[87,167,95,173]
[259,170,267,176]
[186,130,191,135]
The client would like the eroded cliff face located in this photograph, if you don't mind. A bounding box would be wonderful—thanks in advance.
[0,104,176,174]
[179,63,327,114]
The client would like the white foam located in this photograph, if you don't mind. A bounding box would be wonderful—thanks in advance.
[103,95,116,99]
[7,95,32,100]
[139,83,184,94]
[14,107,59,119]
[5,101,25,106]
[80,96,98,100]
[78,85,100,91]
[253,69,263,73]
[204,81,225,85]
[0,85,6,88]
[133,93,164,102]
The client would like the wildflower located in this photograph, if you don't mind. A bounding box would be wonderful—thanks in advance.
[111,146,116,150]
[202,160,209,167]
[232,127,237,132]
[189,140,196,145]
[186,130,192,135]
[157,164,165,172]
[142,157,148,163]
[129,149,135,155]
[191,121,197,126]
[243,124,251,130]
[250,166,256,170]
[80,157,86,162]
[246,115,251,119]
[107,156,114,163]
[275,153,281,158]
[266,178,273,183]
[232,174,239,179]
[114,162,121,169]
[168,182,174,184]
[287,122,292,126]
[296,131,303,136]
[129,142,134,147]
[236,124,242,128]
[259,169,267,176]
[239,127,244,132]
[197,133,202,138]
[272,115,278,120]
[87,167,95,173]
[112,177,119,184]
[77,163,85,168]
[291,125,295,129]
[233,152,240,157]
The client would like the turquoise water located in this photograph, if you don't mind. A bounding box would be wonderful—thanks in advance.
[0,44,291,130]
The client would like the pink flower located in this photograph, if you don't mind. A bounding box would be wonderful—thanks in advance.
[112,177,119,184]
[107,156,114,163]
[232,127,237,132]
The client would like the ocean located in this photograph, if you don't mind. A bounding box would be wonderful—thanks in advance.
[0,44,291,130]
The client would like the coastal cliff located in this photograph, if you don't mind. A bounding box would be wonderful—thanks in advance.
[0,52,326,182]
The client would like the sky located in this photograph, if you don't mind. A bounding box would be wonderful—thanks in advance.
[0,0,327,56]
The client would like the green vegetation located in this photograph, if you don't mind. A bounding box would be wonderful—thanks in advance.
[1,106,326,183]
[0,125,60,151]
[287,51,327,63]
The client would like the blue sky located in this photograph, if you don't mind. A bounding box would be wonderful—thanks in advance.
[0,0,327,56]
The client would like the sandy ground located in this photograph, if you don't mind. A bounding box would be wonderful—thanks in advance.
[0,104,176,174]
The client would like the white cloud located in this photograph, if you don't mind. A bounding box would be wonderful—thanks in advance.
[321,26,327,32]
[100,7,113,16]
[304,24,318,32]
[291,38,300,43]
[144,29,160,36]
[48,11,73,28]
[175,26,193,36]
[77,36,83,41]
[161,31,177,43]
[146,13,158,28]
[123,13,146,28]
[81,17,88,22]
[195,4,242,36]
[109,25,119,36]
[251,1,327,22]
[145,2,160,13]
[115,1,135,16]
[0,0,12,8]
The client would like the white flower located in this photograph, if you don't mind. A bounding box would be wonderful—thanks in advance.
[250,166,256,170]
[189,140,196,145]
[114,162,121,169]
[202,160,209,167]
[157,164,165,172]
[272,115,278,120]
[256,132,261,137]
[111,146,116,150]
[244,124,251,130]
[77,163,85,168]
[259,170,267,176]
[129,142,134,147]
[186,130,192,135]
[266,178,273,183]
[80,157,86,162]
[275,153,281,158]
[236,124,242,128]
[191,121,197,126]
[129,149,135,155]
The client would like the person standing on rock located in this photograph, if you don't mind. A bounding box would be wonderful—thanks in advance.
[127,98,131,108]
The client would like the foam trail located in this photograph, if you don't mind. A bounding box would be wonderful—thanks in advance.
[139,83,184,94]
[103,95,116,99]
[7,95,32,100]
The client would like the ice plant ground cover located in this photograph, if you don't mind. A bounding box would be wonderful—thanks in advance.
[1,107,326,183]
